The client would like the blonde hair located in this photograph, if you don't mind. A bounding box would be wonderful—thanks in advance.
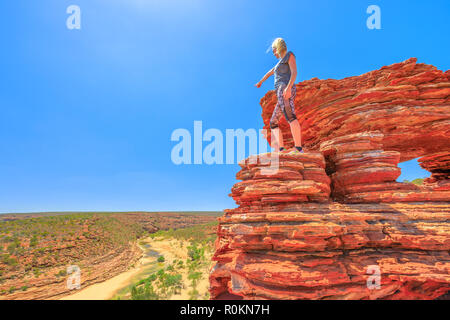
[271,38,287,56]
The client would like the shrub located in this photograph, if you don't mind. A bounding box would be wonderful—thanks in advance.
[131,283,159,300]
[187,242,204,262]
[56,269,67,277]
[156,269,165,278]
[188,271,202,288]
[188,288,199,300]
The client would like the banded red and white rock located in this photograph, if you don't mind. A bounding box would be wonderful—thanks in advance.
[210,203,450,300]
[231,152,330,211]
[320,131,450,202]
[419,152,450,183]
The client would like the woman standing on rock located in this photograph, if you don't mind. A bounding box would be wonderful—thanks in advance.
[255,38,303,153]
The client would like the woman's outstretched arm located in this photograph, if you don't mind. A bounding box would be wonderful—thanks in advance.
[255,67,274,88]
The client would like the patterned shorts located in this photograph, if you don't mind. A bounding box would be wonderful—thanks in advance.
[269,83,297,129]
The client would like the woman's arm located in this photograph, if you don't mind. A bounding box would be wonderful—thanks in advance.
[284,54,297,98]
[255,67,274,88]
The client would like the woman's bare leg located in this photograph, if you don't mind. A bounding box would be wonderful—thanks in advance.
[271,128,284,151]
[289,119,302,147]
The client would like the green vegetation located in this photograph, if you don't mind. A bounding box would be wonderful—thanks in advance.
[129,267,183,300]
[56,269,67,277]
[149,221,217,246]
[186,242,207,300]
[403,178,424,185]
[123,222,217,300]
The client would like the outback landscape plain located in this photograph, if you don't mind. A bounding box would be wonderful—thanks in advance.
[0,211,220,300]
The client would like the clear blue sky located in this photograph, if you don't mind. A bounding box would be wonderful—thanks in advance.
[0,0,448,213]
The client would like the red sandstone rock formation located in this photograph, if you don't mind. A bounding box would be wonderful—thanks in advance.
[231,153,330,211]
[320,131,450,203]
[211,202,450,300]
[419,152,450,185]
[210,58,450,300]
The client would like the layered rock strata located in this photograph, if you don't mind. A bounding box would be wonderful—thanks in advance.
[210,202,450,300]
[230,152,330,212]
[419,152,450,188]
[320,131,450,203]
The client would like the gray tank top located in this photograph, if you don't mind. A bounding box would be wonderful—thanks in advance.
[274,51,295,89]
